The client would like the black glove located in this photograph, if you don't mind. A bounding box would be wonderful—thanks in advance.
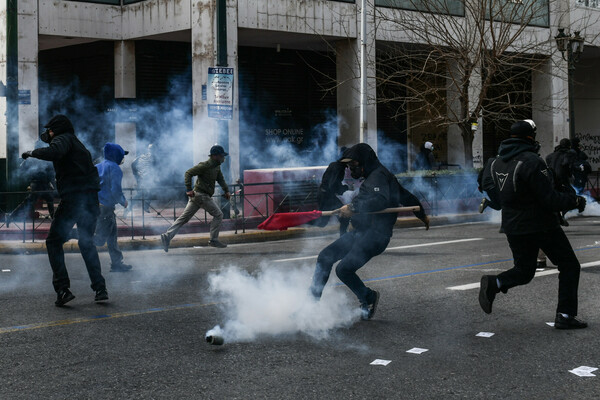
[576,196,586,213]
[21,151,32,159]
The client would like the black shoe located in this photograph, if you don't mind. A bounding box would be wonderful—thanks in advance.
[161,233,170,253]
[110,263,132,272]
[479,198,489,213]
[361,290,380,320]
[95,288,109,302]
[479,275,499,314]
[208,239,227,248]
[55,288,75,307]
[536,259,547,268]
[555,313,588,329]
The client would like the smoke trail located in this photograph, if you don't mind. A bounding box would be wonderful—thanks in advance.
[566,193,600,218]
[206,264,361,343]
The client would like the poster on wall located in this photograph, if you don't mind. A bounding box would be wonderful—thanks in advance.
[575,132,600,171]
[207,67,234,120]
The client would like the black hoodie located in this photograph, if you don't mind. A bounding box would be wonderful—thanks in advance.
[487,138,577,234]
[30,130,100,197]
[343,143,425,236]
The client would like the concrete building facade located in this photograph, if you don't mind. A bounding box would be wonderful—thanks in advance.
[1,0,600,188]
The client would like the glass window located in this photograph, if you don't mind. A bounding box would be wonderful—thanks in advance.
[486,0,549,28]
[376,0,465,17]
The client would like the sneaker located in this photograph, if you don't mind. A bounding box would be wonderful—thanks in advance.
[94,288,109,302]
[361,290,380,321]
[479,198,489,213]
[208,239,227,248]
[555,313,588,329]
[479,275,499,314]
[536,259,547,268]
[160,233,170,253]
[55,288,75,307]
[110,263,132,272]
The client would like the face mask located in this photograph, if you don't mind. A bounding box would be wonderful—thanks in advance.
[349,164,362,179]
[41,129,51,143]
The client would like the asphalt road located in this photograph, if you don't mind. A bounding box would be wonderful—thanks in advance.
[1,215,600,399]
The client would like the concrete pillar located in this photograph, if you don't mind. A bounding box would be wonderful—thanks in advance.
[191,0,240,183]
[336,0,377,151]
[446,60,465,167]
[532,56,568,159]
[114,41,137,188]
[17,0,39,152]
[0,0,7,159]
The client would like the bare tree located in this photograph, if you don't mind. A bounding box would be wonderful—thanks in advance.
[373,0,563,167]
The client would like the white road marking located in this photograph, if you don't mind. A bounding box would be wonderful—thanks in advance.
[447,260,600,291]
[274,238,484,263]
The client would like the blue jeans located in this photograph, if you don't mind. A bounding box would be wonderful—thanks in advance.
[310,230,390,304]
[94,205,124,267]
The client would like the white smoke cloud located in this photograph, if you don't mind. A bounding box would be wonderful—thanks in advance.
[566,193,600,218]
[205,264,361,343]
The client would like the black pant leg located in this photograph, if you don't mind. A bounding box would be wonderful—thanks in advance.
[497,233,539,290]
[46,198,78,292]
[335,230,390,304]
[75,193,106,291]
[539,228,581,316]
[310,232,356,298]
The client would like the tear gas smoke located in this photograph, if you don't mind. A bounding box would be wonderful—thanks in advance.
[206,264,362,343]
[566,193,600,218]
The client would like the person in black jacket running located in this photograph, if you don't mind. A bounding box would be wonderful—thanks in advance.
[21,115,108,306]
[309,143,429,320]
[478,119,587,329]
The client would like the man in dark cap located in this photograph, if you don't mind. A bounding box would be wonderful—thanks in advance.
[21,114,108,306]
[309,143,429,320]
[478,119,588,329]
[160,145,231,251]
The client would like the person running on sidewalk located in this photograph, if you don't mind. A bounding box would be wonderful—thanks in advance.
[94,142,133,272]
[309,143,429,320]
[478,119,588,329]
[161,145,231,251]
[21,114,108,306]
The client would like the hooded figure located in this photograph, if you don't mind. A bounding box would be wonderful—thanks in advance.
[571,138,591,195]
[546,138,577,192]
[413,141,437,170]
[310,143,429,321]
[21,114,107,306]
[478,119,588,330]
[94,143,133,272]
[314,146,351,235]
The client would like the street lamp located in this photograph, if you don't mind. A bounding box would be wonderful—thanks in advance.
[554,28,585,139]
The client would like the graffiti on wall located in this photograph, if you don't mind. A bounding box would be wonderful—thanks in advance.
[576,133,600,171]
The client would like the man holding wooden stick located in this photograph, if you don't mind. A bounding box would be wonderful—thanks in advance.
[309,143,429,320]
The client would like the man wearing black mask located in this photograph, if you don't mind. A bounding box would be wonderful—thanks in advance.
[478,119,587,329]
[21,115,107,306]
[309,143,429,320]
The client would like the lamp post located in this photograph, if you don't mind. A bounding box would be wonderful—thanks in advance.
[554,28,585,140]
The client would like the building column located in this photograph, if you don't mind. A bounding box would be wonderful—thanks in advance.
[114,40,137,188]
[191,0,240,183]
[18,0,39,152]
[532,55,568,158]
[336,0,377,151]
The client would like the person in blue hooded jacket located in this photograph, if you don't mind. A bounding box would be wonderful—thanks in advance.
[94,143,133,272]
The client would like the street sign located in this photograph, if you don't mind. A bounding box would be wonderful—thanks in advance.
[207,67,234,120]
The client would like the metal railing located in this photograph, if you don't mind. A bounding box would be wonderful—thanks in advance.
[11,170,588,243]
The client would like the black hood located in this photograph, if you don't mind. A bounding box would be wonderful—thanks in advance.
[341,143,380,176]
[44,114,74,135]
[497,138,537,162]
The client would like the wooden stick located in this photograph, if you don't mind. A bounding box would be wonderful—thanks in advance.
[321,206,421,217]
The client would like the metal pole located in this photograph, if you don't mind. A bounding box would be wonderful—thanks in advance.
[567,53,575,140]
[6,0,19,194]
[217,0,231,219]
[359,0,368,143]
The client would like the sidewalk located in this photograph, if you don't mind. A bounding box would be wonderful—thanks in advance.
[0,213,488,255]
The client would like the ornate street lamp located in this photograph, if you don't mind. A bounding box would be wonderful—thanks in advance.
[555,28,585,139]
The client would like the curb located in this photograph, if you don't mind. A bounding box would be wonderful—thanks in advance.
[0,213,487,255]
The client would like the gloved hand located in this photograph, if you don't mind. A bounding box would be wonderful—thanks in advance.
[21,151,32,159]
[576,196,586,213]
[338,204,354,218]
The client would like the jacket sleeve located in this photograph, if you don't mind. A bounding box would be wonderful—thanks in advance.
[397,183,427,220]
[111,165,127,207]
[351,171,390,213]
[217,169,229,193]
[31,135,72,161]
[184,163,207,191]
[526,158,577,212]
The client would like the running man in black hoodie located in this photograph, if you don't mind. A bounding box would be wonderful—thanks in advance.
[309,143,429,320]
[478,119,587,329]
[22,115,107,306]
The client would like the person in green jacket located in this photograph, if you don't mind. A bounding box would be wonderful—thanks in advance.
[161,145,231,251]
